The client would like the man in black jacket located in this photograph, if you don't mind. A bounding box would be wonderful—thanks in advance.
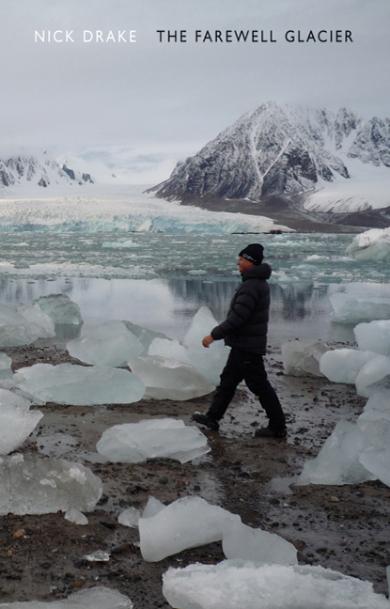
[192,243,286,438]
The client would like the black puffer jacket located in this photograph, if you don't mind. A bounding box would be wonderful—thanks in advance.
[211,263,271,354]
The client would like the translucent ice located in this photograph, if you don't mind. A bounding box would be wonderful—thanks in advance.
[183,307,229,385]
[118,507,141,528]
[142,496,165,518]
[0,303,55,347]
[139,496,240,562]
[35,293,83,326]
[354,320,390,356]
[222,521,297,566]
[355,355,390,397]
[0,586,134,609]
[281,340,328,378]
[123,320,169,352]
[319,348,377,384]
[0,389,43,455]
[0,454,102,514]
[162,561,390,609]
[128,356,214,400]
[0,352,12,378]
[298,421,375,485]
[13,363,145,405]
[359,447,390,487]
[358,389,390,423]
[97,418,209,464]
[67,321,143,367]
[64,508,88,525]
[148,337,190,364]
[328,282,390,323]
[347,227,390,262]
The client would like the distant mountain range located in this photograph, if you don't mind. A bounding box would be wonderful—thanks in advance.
[0,153,93,189]
[150,102,390,228]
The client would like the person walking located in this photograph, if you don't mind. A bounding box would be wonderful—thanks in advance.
[192,243,286,438]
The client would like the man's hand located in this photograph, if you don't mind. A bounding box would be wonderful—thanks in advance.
[202,334,214,348]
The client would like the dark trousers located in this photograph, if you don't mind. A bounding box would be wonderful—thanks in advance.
[207,348,286,430]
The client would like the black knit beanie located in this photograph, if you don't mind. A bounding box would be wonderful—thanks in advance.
[238,243,264,265]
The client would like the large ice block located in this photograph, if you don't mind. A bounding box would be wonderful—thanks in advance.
[128,355,214,400]
[222,521,297,566]
[354,320,390,356]
[13,363,145,405]
[96,418,209,464]
[0,389,43,455]
[319,349,377,384]
[298,420,375,485]
[0,586,134,608]
[358,389,390,423]
[123,320,169,352]
[148,337,190,364]
[183,307,229,385]
[347,227,390,261]
[281,340,328,378]
[35,293,83,326]
[355,355,390,397]
[163,561,390,609]
[328,282,390,323]
[139,496,240,562]
[359,447,390,488]
[0,454,102,514]
[67,321,143,367]
[0,303,55,347]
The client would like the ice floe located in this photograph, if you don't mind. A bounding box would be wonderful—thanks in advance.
[97,418,209,464]
[0,303,55,347]
[13,363,145,405]
[347,227,390,261]
[163,561,390,609]
[34,293,83,326]
[328,283,390,323]
[0,454,102,514]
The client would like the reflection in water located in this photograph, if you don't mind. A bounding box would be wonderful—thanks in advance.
[0,276,354,345]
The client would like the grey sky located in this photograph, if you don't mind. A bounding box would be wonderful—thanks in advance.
[1,0,389,180]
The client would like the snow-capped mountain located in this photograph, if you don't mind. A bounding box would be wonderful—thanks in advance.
[151,102,390,220]
[0,153,93,190]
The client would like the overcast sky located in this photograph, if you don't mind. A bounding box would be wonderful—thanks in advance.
[1,0,389,181]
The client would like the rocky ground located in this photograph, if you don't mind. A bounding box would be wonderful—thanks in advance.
[0,342,389,607]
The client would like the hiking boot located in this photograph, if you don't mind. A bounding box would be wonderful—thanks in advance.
[191,412,219,432]
[254,426,287,439]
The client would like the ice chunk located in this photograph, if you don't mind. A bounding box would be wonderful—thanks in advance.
[123,320,169,352]
[67,321,143,367]
[97,418,209,464]
[35,293,83,326]
[0,303,55,347]
[347,227,390,261]
[148,337,190,363]
[0,586,134,608]
[0,352,12,378]
[142,496,165,518]
[162,561,390,609]
[118,507,141,528]
[13,363,145,405]
[139,496,240,562]
[128,356,214,400]
[358,389,390,423]
[0,389,43,455]
[298,421,375,485]
[222,521,297,566]
[64,508,88,525]
[355,355,390,397]
[319,348,377,384]
[328,282,390,323]
[84,550,111,562]
[354,320,390,356]
[360,447,390,487]
[0,454,102,514]
[281,340,328,377]
[183,307,229,385]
